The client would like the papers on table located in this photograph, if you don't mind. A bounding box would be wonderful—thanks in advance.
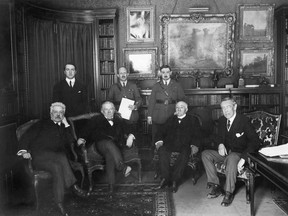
[258,143,288,157]
[118,98,135,120]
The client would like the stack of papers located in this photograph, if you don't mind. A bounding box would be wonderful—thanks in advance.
[258,143,288,157]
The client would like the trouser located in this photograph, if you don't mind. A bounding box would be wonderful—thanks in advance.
[33,152,76,203]
[201,149,241,193]
[158,146,190,182]
[96,140,125,184]
[151,123,164,148]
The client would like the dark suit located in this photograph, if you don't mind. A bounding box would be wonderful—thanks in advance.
[53,79,89,117]
[80,114,130,184]
[19,119,76,203]
[201,113,260,193]
[107,81,142,128]
[148,80,185,145]
[155,114,202,182]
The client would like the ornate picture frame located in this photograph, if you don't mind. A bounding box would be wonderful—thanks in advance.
[238,4,274,42]
[126,6,154,43]
[239,48,274,79]
[123,47,158,78]
[160,13,235,77]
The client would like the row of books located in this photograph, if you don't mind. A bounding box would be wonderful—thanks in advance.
[250,94,280,105]
[99,38,114,49]
[101,75,114,89]
[187,94,250,106]
[99,23,114,36]
[284,67,288,81]
[99,50,114,61]
[100,61,115,74]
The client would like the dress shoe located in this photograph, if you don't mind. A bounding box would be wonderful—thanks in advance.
[56,202,69,216]
[72,184,88,198]
[221,191,234,207]
[154,178,169,190]
[207,184,224,199]
[172,181,178,193]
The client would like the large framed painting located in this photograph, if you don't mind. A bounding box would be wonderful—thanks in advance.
[238,4,274,42]
[123,48,157,78]
[126,6,154,43]
[160,13,236,77]
[239,48,274,79]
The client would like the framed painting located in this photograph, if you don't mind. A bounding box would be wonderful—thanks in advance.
[160,13,236,77]
[238,4,274,42]
[123,48,157,78]
[126,6,154,43]
[239,48,274,78]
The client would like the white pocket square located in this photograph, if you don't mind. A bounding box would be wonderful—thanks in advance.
[78,91,82,93]
[236,132,244,138]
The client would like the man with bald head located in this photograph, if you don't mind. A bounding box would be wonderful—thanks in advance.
[154,101,202,193]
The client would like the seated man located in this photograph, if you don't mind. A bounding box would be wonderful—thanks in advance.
[17,102,88,216]
[77,101,135,193]
[201,97,260,207]
[154,101,202,193]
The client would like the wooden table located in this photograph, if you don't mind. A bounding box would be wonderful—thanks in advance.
[248,152,288,216]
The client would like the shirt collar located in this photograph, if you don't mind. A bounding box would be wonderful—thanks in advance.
[227,113,236,125]
[163,79,171,85]
[177,114,186,119]
[66,78,75,85]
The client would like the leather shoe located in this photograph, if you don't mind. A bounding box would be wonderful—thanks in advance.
[172,181,178,193]
[221,191,234,207]
[56,202,69,216]
[154,178,169,190]
[72,184,88,198]
[207,184,224,199]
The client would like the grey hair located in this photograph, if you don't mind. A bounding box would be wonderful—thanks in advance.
[50,102,66,113]
[176,101,188,109]
[101,101,115,111]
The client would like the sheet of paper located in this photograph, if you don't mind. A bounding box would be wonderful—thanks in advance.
[258,143,288,157]
[118,98,135,120]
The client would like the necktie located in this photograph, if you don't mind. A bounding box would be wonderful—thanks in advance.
[70,81,73,88]
[164,81,167,86]
[227,120,231,131]
[122,82,126,87]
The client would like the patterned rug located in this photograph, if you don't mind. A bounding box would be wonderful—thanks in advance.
[273,199,288,215]
[4,185,175,216]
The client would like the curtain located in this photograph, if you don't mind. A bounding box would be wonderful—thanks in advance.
[26,17,94,119]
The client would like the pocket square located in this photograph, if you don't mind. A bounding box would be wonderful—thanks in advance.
[236,132,244,138]
[78,91,82,93]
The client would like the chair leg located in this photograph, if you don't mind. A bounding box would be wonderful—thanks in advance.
[79,168,85,189]
[138,161,142,183]
[88,171,93,194]
[33,178,39,210]
[245,179,250,204]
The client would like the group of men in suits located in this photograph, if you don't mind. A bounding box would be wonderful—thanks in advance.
[17,62,261,216]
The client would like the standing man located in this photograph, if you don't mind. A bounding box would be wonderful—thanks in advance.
[108,66,142,133]
[17,102,88,216]
[53,63,89,117]
[154,101,202,193]
[201,97,260,207]
[147,65,185,147]
[77,101,136,193]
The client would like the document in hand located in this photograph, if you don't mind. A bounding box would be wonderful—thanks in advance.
[118,98,135,120]
[258,143,288,157]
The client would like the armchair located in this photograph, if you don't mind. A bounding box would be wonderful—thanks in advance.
[214,111,282,204]
[68,112,142,193]
[16,119,84,210]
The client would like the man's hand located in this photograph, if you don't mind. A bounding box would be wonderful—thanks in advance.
[237,158,245,174]
[155,141,163,150]
[77,138,86,146]
[22,152,32,159]
[126,134,135,148]
[128,104,137,110]
[62,117,70,127]
[191,145,199,155]
[218,144,227,156]
[147,116,152,125]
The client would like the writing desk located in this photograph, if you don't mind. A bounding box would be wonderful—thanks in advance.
[248,152,288,216]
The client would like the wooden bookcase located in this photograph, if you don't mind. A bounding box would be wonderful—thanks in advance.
[275,5,288,136]
[98,18,117,103]
[139,87,282,136]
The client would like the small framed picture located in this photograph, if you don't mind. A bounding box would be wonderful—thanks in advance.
[123,48,158,78]
[238,4,275,42]
[239,48,274,78]
[126,6,154,43]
